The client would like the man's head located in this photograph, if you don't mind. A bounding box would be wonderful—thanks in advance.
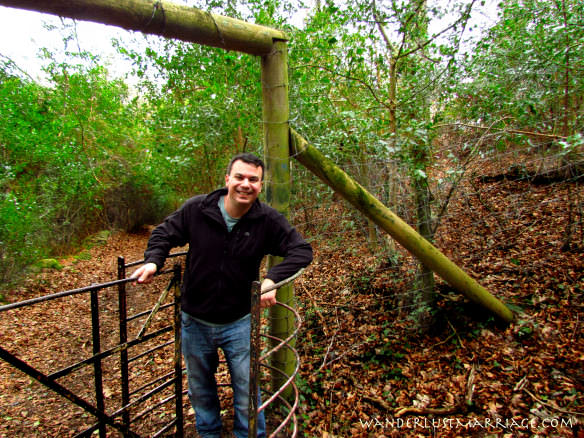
[224,153,264,217]
[226,153,265,181]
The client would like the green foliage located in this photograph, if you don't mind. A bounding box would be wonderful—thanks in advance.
[451,0,584,140]
[360,337,407,380]
[74,251,92,262]
[2,0,579,296]
[0,192,48,284]
[0,37,176,288]
[29,259,64,272]
[350,265,377,294]
[117,37,264,197]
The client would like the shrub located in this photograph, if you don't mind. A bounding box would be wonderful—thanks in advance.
[0,193,49,286]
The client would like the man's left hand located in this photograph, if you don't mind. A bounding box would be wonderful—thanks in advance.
[260,278,277,309]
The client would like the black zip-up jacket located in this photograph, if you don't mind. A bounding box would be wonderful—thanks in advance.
[144,188,313,324]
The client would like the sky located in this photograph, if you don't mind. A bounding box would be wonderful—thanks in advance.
[0,5,141,82]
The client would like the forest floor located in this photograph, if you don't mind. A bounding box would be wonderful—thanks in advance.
[0,158,583,437]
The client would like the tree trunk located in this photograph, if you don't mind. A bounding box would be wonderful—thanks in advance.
[358,145,378,251]
[411,167,436,329]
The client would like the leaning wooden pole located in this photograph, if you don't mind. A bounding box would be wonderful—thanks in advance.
[290,128,514,323]
[0,0,287,56]
[262,40,297,400]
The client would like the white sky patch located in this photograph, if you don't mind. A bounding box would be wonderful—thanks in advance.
[0,5,140,82]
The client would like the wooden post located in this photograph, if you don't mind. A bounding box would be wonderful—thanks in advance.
[261,40,296,400]
[0,0,287,56]
[290,128,514,323]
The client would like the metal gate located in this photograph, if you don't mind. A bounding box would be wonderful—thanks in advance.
[0,253,302,437]
[0,253,185,437]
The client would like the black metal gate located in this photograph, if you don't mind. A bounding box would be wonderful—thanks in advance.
[0,253,185,437]
[0,254,302,437]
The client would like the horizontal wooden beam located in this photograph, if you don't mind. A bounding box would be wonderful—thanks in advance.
[0,0,288,55]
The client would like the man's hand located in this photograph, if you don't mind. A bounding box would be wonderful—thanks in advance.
[260,278,277,309]
[131,262,158,284]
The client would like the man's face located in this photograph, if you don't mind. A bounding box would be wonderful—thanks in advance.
[225,160,263,209]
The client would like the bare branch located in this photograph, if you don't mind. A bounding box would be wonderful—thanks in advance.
[436,123,569,141]
[294,63,393,111]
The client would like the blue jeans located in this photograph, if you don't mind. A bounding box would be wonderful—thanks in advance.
[181,312,266,438]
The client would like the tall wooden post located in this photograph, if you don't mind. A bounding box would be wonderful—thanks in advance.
[261,40,295,401]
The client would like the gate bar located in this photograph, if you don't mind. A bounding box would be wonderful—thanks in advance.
[248,281,261,438]
[0,266,178,314]
[90,289,107,437]
[0,345,138,437]
[48,326,172,380]
[0,277,135,312]
[117,256,131,430]
[172,263,184,437]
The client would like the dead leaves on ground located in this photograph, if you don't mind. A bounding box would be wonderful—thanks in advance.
[0,170,583,437]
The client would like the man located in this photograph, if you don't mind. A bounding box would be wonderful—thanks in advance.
[132,153,312,438]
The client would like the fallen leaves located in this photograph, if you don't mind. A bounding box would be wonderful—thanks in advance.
[1,153,583,437]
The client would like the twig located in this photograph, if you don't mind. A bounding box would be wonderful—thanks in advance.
[395,405,459,417]
[465,364,477,406]
[435,122,568,141]
[292,63,391,111]
[395,364,477,417]
[0,54,35,81]
[319,309,340,371]
[347,374,392,411]
[429,332,456,349]
[318,332,337,371]
[522,387,584,417]
[514,375,528,392]
[432,117,505,235]
[363,394,393,411]
[316,340,371,373]
[300,282,330,337]
[447,319,465,349]
[137,277,174,339]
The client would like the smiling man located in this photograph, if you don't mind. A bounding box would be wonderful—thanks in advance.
[224,158,263,215]
[132,153,312,438]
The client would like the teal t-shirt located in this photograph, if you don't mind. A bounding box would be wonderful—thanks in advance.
[218,196,239,232]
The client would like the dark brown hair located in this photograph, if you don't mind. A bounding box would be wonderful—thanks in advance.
[226,153,265,180]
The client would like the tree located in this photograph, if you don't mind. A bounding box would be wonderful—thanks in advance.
[452,0,584,149]
[0,25,173,288]
[288,0,479,329]
[117,36,265,199]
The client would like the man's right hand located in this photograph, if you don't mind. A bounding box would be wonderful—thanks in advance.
[131,262,158,284]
